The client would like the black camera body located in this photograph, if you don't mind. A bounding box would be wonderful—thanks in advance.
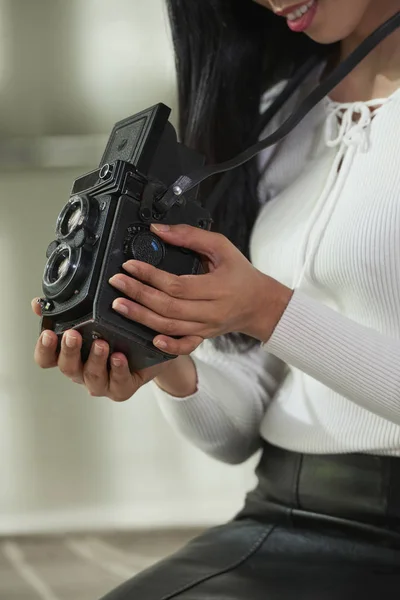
[40,104,212,371]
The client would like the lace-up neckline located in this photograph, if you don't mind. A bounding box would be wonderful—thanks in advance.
[323,96,390,150]
[322,86,400,150]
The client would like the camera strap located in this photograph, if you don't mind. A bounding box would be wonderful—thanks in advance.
[202,54,322,213]
[157,11,400,214]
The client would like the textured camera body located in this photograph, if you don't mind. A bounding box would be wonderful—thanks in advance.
[40,104,212,371]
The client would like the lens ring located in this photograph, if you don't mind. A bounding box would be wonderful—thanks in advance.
[43,245,73,287]
[55,195,89,241]
[42,244,82,301]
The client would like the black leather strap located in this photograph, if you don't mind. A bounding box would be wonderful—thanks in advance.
[203,55,321,214]
[158,11,400,212]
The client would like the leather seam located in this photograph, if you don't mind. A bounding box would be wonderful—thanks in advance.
[160,525,276,600]
[294,453,304,510]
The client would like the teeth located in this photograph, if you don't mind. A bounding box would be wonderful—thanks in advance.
[286,0,314,21]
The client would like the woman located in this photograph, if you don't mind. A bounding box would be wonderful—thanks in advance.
[32,0,400,597]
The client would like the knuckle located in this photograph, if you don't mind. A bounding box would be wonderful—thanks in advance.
[163,319,177,336]
[210,313,222,328]
[89,390,104,398]
[110,392,130,403]
[212,232,226,246]
[211,232,228,255]
[139,263,153,280]
[38,360,54,370]
[84,370,102,382]
[163,296,177,317]
[58,364,76,378]
[132,286,144,304]
[168,278,184,298]
[168,343,182,356]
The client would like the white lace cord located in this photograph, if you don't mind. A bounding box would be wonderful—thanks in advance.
[297,145,359,288]
[293,97,386,290]
[324,98,387,150]
[292,146,347,289]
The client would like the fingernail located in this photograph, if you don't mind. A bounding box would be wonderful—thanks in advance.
[65,333,77,348]
[94,342,104,356]
[151,224,170,233]
[122,261,136,273]
[154,340,168,349]
[109,276,126,291]
[42,332,53,347]
[113,301,129,315]
[112,357,122,367]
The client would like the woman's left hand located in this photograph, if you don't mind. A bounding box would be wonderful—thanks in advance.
[109,224,293,356]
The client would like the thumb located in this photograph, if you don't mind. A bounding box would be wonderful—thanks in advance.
[150,224,229,262]
[31,298,42,317]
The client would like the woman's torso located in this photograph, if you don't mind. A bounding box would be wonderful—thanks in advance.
[250,79,400,455]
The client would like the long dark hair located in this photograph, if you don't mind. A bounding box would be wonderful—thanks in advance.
[166,0,334,351]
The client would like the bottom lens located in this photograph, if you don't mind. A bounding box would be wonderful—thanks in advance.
[42,244,84,301]
[47,246,71,284]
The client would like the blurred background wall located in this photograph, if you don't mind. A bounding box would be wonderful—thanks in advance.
[0,0,256,535]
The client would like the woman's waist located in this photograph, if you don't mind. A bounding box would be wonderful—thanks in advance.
[240,440,400,536]
[261,376,400,456]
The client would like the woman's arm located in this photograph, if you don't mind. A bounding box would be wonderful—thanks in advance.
[151,341,286,465]
[265,289,400,424]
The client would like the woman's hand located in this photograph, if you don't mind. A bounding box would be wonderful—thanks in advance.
[109,224,293,356]
[31,299,169,402]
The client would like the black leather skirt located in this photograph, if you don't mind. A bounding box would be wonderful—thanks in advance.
[101,441,400,599]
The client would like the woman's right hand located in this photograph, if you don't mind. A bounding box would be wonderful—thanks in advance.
[31,298,170,402]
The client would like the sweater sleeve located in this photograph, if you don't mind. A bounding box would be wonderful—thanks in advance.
[149,341,286,465]
[264,290,400,424]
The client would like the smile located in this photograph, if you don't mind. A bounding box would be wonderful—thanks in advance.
[275,0,318,33]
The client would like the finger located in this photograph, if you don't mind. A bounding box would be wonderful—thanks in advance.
[150,224,231,264]
[109,274,212,320]
[112,299,206,338]
[152,335,203,356]
[57,330,84,383]
[121,261,216,300]
[108,353,137,402]
[34,330,59,369]
[31,298,42,317]
[83,340,110,396]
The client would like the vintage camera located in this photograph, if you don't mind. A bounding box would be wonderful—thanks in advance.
[39,104,212,371]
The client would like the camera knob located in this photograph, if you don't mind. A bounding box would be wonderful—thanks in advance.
[130,232,165,267]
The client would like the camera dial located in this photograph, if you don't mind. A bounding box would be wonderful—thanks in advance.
[130,231,165,267]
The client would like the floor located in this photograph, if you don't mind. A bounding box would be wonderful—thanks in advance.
[0,529,204,600]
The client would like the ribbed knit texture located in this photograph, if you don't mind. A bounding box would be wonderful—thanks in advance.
[152,344,285,464]
[151,74,400,462]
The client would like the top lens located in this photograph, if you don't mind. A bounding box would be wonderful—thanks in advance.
[55,195,89,241]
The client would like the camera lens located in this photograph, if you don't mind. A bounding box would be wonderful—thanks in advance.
[66,206,83,234]
[44,245,73,285]
[42,244,86,301]
[55,254,69,282]
[55,195,90,241]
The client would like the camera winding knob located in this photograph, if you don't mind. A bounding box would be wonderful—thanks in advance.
[128,229,165,267]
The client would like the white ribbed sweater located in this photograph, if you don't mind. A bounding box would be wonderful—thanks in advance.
[151,73,400,462]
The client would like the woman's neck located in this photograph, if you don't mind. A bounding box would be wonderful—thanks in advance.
[331,2,400,103]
